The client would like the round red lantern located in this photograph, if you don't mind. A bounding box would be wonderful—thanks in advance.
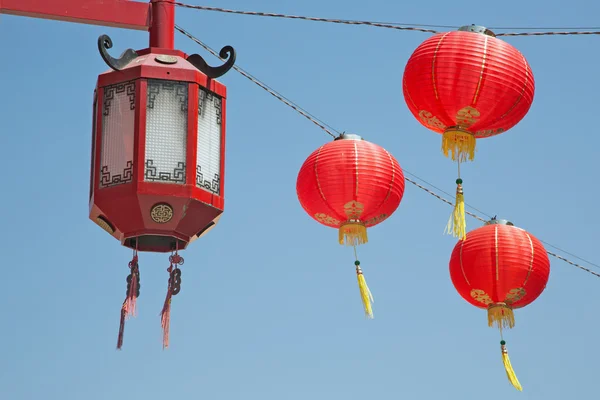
[449,218,550,391]
[89,34,236,349]
[403,25,535,162]
[403,25,535,240]
[296,133,405,318]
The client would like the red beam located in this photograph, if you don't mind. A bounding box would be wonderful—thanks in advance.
[0,0,150,31]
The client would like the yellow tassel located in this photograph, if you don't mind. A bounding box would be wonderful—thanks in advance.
[487,303,515,330]
[444,181,466,240]
[501,341,522,391]
[442,129,476,162]
[339,221,368,246]
[355,262,374,319]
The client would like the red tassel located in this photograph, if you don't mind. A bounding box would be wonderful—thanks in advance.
[161,281,172,349]
[161,253,183,350]
[117,304,127,350]
[124,273,138,318]
[116,254,140,350]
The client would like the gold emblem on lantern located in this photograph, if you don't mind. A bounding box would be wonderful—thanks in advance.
[505,288,527,304]
[150,203,174,224]
[343,201,364,219]
[456,106,480,128]
[314,213,340,225]
[418,110,446,130]
[470,289,493,305]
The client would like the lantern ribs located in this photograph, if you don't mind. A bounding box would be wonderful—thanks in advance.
[0,0,150,30]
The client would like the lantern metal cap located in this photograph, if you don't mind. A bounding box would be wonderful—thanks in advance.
[458,25,496,38]
[334,133,363,141]
[485,217,514,226]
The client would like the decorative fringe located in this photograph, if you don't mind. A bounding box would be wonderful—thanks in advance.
[124,274,138,318]
[161,253,183,350]
[442,129,476,162]
[116,255,140,350]
[161,290,172,349]
[117,305,127,350]
[161,266,174,349]
[487,303,515,330]
[444,179,467,240]
[339,221,368,246]
[501,340,522,391]
[355,261,374,319]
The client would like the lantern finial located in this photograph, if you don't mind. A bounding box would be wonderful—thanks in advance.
[97,34,139,71]
[187,45,237,79]
[485,217,515,226]
[458,24,496,37]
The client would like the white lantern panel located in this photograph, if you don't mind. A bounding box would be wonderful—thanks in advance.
[145,79,188,184]
[100,81,135,188]
[196,88,222,195]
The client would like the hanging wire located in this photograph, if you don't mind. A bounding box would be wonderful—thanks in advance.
[175,25,338,138]
[496,31,600,37]
[172,2,600,37]
[175,25,600,279]
[172,3,440,33]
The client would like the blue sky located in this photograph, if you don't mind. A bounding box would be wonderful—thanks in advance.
[1,0,599,399]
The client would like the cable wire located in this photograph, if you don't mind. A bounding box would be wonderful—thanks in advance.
[173,2,600,37]
[176,25,338,138]
[175,25,600,279]
[496,31,600,37]
[173,3,439,33]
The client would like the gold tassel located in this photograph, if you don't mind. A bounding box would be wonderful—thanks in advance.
[487,303,515,330]
[444,179,466,240]
[355,261,374,319]
[442,129,476,162]
[501,340,522,391]
[339,221,368,246]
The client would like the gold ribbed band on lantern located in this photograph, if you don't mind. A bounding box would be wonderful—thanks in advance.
[442,127,476,162]
[487,302,515,330]
[339,220,368,246]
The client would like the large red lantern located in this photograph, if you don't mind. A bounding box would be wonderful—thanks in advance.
[449,219,550,391]
[403,25,535,239]
[296,133,406,317]
[89,34,236,349]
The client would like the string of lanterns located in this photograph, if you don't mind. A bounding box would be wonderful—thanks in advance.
[292,25,546,390]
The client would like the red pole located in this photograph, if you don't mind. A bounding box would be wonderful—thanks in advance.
[149,0,175,49]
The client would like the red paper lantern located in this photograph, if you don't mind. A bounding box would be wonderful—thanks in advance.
[403,25,535,162]
[448,218,550,391]
[296,133,405,318]
[296,133,405,246]
[89,34,236,349]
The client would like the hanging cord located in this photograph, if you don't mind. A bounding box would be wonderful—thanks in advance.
[172,3,439,33]
[172,2,600,37]
[175,25,600,279]
[161,246,183,349]
[354,244,374,319]
[175,25,338,138]
[117,247,140,350]
[496,31,600,37]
